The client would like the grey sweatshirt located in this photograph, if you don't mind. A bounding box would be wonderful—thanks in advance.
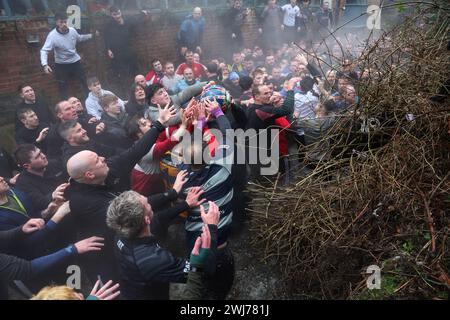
[40,27,92,66]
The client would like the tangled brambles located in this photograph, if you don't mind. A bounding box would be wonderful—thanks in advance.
[248,1,449,299]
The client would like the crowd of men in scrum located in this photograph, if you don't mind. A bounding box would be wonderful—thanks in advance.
[0,0,366,300]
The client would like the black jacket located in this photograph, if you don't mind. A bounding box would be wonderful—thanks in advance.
[15,160,66,212]
[15,124,48,152]
[66,121,166,281]
[46,119,99,160]
[103,15,142,60]
[0,147,17,180]
[115,224,218,300]
[15,96,54,130]
[99,112,133,149]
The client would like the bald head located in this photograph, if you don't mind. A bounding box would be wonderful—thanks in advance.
[67,151,96,180]
[193,7,202,20]
[67,150,109,184]
[134,75,147,88]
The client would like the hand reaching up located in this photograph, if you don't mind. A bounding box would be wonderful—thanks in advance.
[157,102,177,125]
[22,218,45,234]
[200,201,220,225]
[74,236,104,254]
[89,280,120,300]
[186,187,206,208]
[173,170,188,194]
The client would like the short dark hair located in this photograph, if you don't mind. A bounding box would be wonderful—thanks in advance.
[110,6,120,13]
[17,84,31,94]
[58,120,78,141]
[14,144,37,167]
[55,11,68,21]
[251,69,264,78]
[87,77,100,88]
[17,108,34,121]
[300,76,315,93]
[151,59,161,67]
[206,63,218,74]
[239,76,253,91]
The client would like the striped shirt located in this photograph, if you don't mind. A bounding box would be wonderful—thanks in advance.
[181,142,234,247]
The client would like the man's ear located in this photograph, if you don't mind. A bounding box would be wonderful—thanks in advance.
[22,163,31,170]
[144,215,151,225]
[84,171,94,181]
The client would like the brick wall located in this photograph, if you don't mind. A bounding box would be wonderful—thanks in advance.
[0,9,261,127]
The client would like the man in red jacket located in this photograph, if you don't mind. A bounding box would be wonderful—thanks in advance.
[176,51,207,80]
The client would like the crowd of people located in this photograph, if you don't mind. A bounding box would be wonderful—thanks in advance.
[1,0,367,300]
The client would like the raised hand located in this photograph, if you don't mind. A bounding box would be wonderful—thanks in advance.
[200,201,220,225]
[296,53,308,66]
[74,236,104,254]
[180,109,190,127]
[36,127,49,143]
[96,122,105,134]
[286,77,302,91]
[157,102,177,125]
[184,98,198,121]
[22,218,45,234]
[52,183,69,203]
[88,117,98,124]
[9,173,20,186]
[204,98,222,118]
[51,201,71,223]
[173,170,188,194]
[191,224,211,262]
[89,280,120,300]
[186,187,206,208]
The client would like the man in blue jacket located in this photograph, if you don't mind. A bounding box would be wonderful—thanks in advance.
[178,7,205,59]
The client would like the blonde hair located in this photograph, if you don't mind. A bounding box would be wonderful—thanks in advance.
[107,190,146,239]
[31,285,82,300]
